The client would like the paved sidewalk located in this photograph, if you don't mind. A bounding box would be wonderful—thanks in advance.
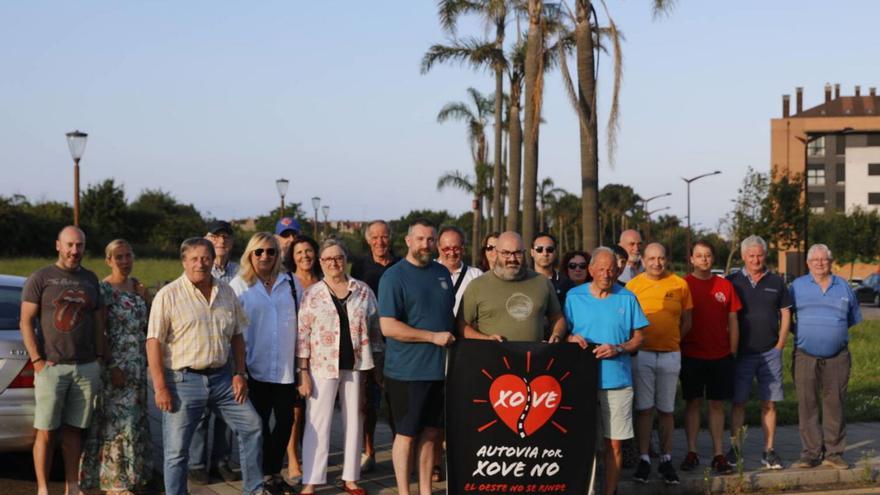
[187,411,879,495]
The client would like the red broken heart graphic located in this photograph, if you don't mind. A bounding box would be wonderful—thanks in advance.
[489,374,562,437]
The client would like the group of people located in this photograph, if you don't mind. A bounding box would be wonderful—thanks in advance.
[19,218,862,495]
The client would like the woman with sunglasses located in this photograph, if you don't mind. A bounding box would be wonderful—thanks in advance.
[229,232,302,494]
[562,250,592,287]
[479,231,500,272]
[296,239,380,495]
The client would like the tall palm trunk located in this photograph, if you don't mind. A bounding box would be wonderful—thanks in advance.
[491,17,505,233]
[506,79,523,232]
[472,196,481,264]
[576,0,599,251]
[522,0,543,252]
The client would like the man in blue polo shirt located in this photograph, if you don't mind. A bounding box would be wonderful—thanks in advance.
[726,235,792,470]
[789,244,862,470]
[378,219,455,495]
[565,247,649,495]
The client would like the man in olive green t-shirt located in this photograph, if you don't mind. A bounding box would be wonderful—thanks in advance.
[458,232,567,342]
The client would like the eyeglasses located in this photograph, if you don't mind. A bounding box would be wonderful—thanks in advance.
[278,231,298,239]
[253,248,277,257]
[441,246,463,253]
[484,245,496,252]
[320,255,346,264]
[533,245,556,254]
[568,262,587,270]
[499,249,525,259]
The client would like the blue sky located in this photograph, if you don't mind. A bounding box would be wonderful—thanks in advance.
[2,1,878,233]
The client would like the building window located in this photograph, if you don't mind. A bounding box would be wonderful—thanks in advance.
[810,206,825,214]
[807,136,825,157]
[869,193,880,205]
[836,136,846,155]
[808,192,825,207]
[868,134,880,146]
[869,163,880,176]
[835,191,845,210]
[836,163,846,183]
[807,168,825,185]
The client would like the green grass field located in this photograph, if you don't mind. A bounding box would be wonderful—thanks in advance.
[0,256,183,291]
[3,257,878,426]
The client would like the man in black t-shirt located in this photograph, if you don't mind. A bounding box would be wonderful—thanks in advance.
[726,235,792,470]
[20,226,107,495]
[349,219,398,472]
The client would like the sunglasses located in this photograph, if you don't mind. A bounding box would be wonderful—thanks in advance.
[278,231,298,239]
[253,248,277,257]
[441,246,463,253]
[568,262,587,270]
[484,245,496,252]
[533,245,556,254]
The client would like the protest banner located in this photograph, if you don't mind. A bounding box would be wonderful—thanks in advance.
[447,340,599,494]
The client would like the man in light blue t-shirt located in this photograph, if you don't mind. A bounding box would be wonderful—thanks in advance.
[378,219,455,495]
[566,247,648,495]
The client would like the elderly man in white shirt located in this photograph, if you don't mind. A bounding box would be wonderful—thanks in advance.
[230,232,301,495]
[436,226,483,315]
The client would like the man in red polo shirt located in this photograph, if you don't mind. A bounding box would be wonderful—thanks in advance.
[679,241,741,474]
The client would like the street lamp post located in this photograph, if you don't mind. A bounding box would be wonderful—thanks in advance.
[311,196,321,239]
[275,178,289,219]
[682,171,722,268]
[65,130,88,227]
[321,205,330,238]
[641,192,671,239]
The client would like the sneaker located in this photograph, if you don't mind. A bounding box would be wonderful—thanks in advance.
[725,447,738,466]
[270,476,298,495]
[633,460,651,484]
[712,454,734,474]
[188,468,209,485]
[360,453,376,473]
[761,449,783,470]
[658,460,680,485]
[791,456,821,469]
[821,455,849,469]
[680,451,700,472]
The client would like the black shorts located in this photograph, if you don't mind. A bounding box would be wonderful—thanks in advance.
[384,377,444,437]
[680,354,735,401]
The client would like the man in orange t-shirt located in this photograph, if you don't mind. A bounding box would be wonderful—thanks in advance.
[626,243,692,485]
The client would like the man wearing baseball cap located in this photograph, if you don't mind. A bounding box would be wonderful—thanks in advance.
[275,217,302,272]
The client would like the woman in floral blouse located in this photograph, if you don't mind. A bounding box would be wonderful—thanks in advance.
[296,239,380,495]
[80,239,153,493]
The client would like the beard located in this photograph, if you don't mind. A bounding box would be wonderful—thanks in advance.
[411,249,433,266]
[493,260,525,281]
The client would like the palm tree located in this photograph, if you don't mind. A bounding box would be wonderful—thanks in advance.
[426,0,511,233]
[505,38,525,233]
[558,0,673,251]
[436,88,494,262]
[437,166,492,264]
[538,177,565,231]
[521,0,545,253]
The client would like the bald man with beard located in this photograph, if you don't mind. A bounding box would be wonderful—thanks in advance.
[458,232,567,343]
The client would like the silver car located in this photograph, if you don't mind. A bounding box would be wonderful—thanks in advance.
[0,274,35,451]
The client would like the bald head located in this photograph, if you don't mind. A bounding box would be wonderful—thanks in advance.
[56,225,86,270]
[643,242,668,279]
[493,231,526,281]
[619,229,643,263]
[497,231,524,252]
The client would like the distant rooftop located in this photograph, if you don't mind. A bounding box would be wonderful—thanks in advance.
[780,84,880,119]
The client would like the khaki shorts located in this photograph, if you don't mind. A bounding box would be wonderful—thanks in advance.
[34,361,102,430]
[599,387,634,440]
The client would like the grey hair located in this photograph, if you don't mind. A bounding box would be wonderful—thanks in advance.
[438,225,467,245]
[807,243,832,261]
[590,246,616,266]
[319,238,349,258]
[740,235,767,255]
[180,237,215,260]
[364,220,391,238]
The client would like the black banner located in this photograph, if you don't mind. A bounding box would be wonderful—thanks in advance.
[447,340,599,494]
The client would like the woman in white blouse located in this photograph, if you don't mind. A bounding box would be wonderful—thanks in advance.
[229,232,302,495]
[296,239,380,495]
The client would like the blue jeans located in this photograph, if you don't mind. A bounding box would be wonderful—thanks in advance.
[161,369,263,495]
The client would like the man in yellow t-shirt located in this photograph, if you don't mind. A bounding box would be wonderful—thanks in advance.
[625,242,693,485]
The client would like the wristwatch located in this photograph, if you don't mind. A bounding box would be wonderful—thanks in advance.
[614,344,625,354]
[234,371,248,379]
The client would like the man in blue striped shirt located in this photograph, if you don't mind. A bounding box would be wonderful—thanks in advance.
[789,243,862,470]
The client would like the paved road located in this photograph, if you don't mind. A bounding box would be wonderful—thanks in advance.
[860,302,879,320]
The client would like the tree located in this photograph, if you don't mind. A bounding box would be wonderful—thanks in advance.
[388,209,456,261]
[436,87,494,263]
[80,179,128,253]
[538,177,564,231]
[521,0,545,253]
[423,1,511,232]
[598,183,641,245]
[129,189,206,256]
[558,0,673,251]
[437,166,491,264]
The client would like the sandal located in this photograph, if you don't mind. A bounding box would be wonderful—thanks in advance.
[342,485,367,495]
[432,465,445,482]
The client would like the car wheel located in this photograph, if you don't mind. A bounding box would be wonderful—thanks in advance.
[875,292,880,307]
